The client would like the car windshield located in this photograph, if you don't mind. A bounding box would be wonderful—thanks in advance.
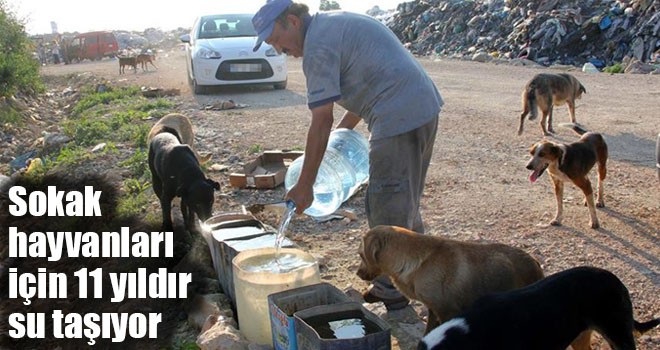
[198,14,256,39]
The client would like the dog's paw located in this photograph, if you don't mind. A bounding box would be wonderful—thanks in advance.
[549,220,562,226]
[590,221,600,229]
[596,201,605,208]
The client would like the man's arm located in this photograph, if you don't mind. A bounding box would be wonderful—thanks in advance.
[336,110,361,129]
[285,102,335,214]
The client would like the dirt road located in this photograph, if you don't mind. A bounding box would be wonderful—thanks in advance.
[41,49,659,349]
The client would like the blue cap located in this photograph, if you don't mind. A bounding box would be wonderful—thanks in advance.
[252,0,292,52]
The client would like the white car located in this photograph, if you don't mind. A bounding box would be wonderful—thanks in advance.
[180,13,287,94]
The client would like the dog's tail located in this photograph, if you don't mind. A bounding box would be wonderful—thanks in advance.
[153,125,183,143]
[558,122,588,135]
[579,83,586,95]
[525,87,538,121]
[634,318,660,335]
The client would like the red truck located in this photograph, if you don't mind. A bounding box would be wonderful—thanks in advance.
[64,31,119,63]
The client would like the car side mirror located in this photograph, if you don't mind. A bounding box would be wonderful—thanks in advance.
[180,34,191,43]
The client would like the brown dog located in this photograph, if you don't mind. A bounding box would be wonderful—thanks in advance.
[356,225,544,335]
[518,73,586,136]
[147,113,211,164]
[118,56,137,74]
[526,123,608,229]
[137,53,157,71]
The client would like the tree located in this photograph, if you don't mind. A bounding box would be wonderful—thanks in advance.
[0,0,43,98]
[319,0,341,11]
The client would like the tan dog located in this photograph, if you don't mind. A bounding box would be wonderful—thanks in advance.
[118,56,137,74]
[518,73,586,136]
[356,225,544,335]
[147,113,211,164]
[137,53,157,71]
[526,123,608,229]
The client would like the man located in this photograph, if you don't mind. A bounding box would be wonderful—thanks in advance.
[253,0,443,310]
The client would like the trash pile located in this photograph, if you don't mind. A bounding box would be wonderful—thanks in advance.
[388,0,660,69]
[114,27,189,51]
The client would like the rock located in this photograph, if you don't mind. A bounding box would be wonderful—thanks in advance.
[624,60,657,74]
[196,315,249,350]
[186,294,223,330]
[471,51,491,63]
[43,132,71,152]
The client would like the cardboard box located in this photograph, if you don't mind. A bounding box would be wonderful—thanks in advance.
[268,283,352,350]
[230,151,303,189]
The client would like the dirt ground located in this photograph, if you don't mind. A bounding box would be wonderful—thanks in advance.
[39,48,659,349]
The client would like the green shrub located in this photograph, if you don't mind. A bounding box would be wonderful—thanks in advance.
[119,148,149,178]
[72,87,141,116]
[0,103,22,128]
[0,0,44,97]
[603,63,624,74]
[116,178,153,218]
[248,144,263,154]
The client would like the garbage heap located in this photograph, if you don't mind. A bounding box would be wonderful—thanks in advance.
[388,0,660,68]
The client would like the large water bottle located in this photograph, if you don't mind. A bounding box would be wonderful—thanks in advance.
[284,129,369,217]
[328,128,370,187]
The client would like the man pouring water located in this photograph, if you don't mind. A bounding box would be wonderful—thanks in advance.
[252,0,443,310]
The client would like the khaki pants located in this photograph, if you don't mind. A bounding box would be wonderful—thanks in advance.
[366,116,438,233]
[364,116,439,300]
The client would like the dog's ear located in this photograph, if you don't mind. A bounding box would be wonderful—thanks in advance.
[529,143,538,155]
[364,230,386,265]
[549,145,561,157]
[207,179,220,191]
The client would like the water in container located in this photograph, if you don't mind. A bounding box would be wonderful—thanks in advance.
[233,248,320,345]
[328,128,370,185]
[284,154,345,217]
[284,129,369,217]
[323,147,356,199]
[300,309,383,339]
[275,200,296,256]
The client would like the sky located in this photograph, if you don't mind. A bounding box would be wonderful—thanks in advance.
[5,0,404,35]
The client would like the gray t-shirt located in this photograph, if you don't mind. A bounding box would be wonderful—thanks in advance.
[303,11,443,140]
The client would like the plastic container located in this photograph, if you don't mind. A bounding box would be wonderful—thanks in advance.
[223,233,295,306]
[200,213,270,303]
[268,283,353,350]
[328,129,369,185]
[284,129,369,217]
[284,149,347,217]
[233,247,321,345]
[294,302,391,350]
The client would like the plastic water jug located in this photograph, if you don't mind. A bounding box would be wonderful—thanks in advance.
[284,129,369,217]
[328,128,370,185]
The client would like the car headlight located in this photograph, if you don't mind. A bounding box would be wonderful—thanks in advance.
[265,48,280,57]
[196,47,222,59]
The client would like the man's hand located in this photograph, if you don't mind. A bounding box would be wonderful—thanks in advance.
[285,182,315,215]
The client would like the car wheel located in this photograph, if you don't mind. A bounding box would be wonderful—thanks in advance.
[274,80,287,90]
[193,78,208,95]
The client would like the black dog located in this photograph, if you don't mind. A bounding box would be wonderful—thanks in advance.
[148,127,219,231]
[419,266,659,350]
